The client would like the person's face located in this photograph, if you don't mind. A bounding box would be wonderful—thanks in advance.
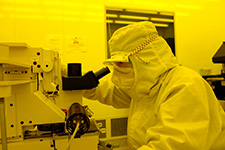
[111,61,134,89]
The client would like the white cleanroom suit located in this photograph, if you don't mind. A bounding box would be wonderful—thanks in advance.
[83,21,225,150]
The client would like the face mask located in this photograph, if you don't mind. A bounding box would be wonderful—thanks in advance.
[111,66,135,89]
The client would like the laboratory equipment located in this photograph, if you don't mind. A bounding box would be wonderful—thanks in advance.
[212,41,225,76]
[204,42,225,106]
[0,43,109,150]
[212,42,225,63]
[62,64,110,90]
[66,102,90,136]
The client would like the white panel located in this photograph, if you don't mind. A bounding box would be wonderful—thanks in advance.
[16,91,65,125]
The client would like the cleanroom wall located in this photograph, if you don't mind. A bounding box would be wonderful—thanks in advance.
[0,0,225,120]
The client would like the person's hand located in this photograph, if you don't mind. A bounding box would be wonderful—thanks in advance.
[82,88,96,99]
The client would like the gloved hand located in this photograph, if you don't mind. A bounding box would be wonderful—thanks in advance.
[82,88,97,99]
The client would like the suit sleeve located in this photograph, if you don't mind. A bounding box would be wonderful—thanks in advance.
[83,74,131,108]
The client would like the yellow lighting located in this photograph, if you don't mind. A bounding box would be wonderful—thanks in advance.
[153,23,168,27]
[63,10,81,16]
[1,6,14,12]
[83,18,103,23]
[176,12,190,17]
[85,12,103,17]
[175,4,202,10]
[126,9,158,14]
[16,14,42,19]
[114,20,136,24]
[2,14,14,19]
[120,15,149,20]
[106,8,124,11]
[160,12,174,16]
[14,0,39,4]
[15,7,41,13]
[87,4,102,9]
[151,18,174,23]
[44,9,62,15]
[46,16,62,20]
[63,17,80,21]
[2,6,41,14]
[43,1,61,6]
[106,14,118,18]
[63,2,83,8]
[106,20,113,23]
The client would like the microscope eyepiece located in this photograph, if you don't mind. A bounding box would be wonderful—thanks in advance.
[94,67,110,80]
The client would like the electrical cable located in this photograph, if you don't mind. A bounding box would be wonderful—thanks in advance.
[65,122,80,150]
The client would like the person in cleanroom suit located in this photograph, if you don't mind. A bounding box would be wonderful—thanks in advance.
[83,21,225,150]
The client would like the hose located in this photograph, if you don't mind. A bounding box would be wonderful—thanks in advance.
[66,122,80,150]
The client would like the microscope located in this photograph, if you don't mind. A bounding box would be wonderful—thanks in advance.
[0,43,110,150]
